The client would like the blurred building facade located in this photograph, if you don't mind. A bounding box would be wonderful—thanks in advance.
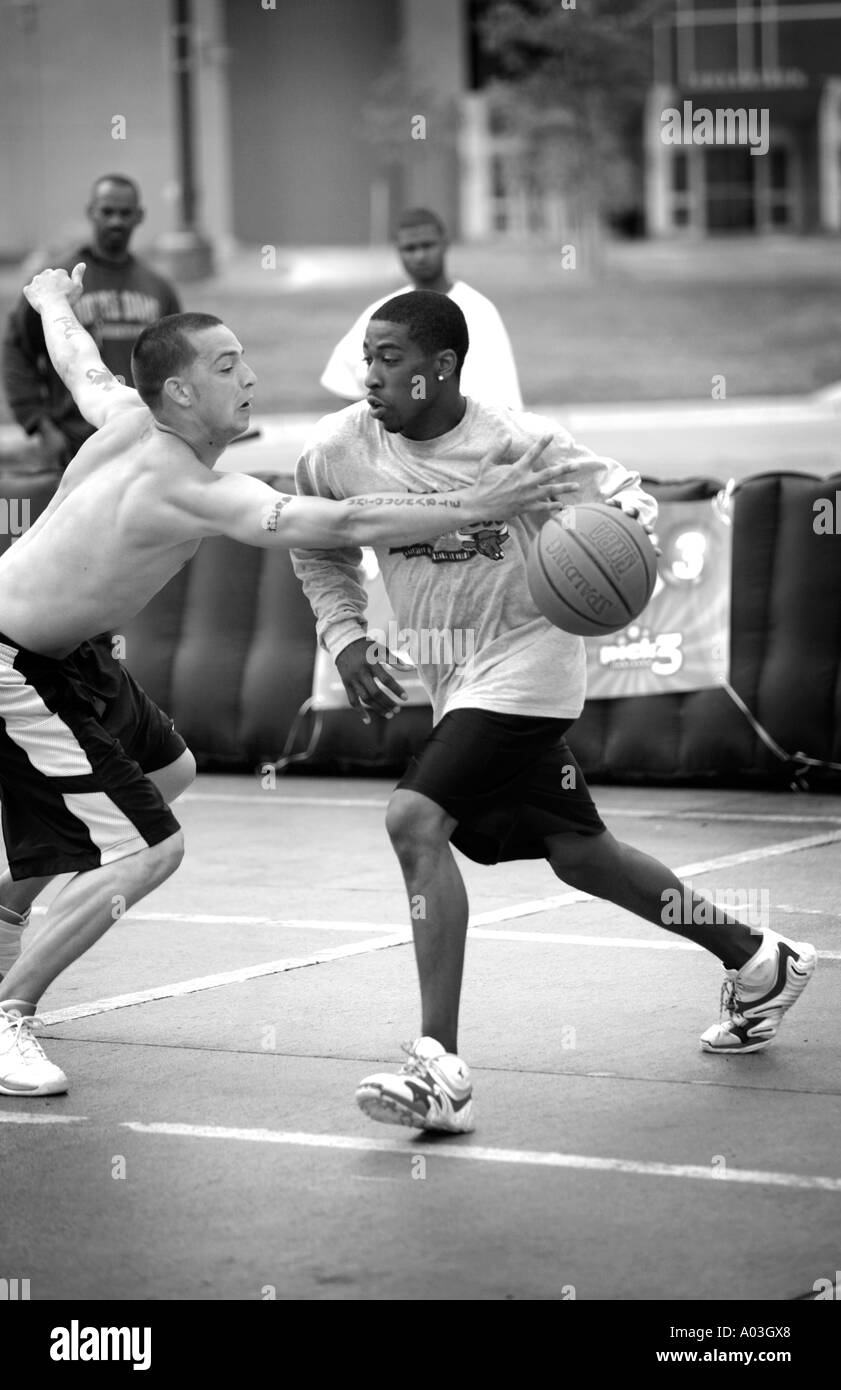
[1,0,838,262]
[0,0,472,259]
[646,0,841,235]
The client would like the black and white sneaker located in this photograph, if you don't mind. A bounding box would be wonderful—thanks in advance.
[356,1036,475,1133]
[701,930,817,1055]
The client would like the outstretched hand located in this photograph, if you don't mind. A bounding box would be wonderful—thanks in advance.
[469,432,582,519]
[23,262,86,314]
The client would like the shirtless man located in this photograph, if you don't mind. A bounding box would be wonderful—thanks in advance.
[0,264,573,1098]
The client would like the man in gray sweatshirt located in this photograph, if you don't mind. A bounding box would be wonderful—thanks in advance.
[292,290,817,1134]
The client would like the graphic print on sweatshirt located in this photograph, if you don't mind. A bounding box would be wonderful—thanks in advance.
[390,518,511,564]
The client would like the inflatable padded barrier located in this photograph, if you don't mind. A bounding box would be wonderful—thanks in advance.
[1,467,839,787]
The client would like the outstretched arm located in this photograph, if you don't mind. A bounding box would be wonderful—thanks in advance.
[22,264,143,428]
[183,434,577,550]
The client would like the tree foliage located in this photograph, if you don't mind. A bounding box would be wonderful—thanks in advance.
[478,0,672,225]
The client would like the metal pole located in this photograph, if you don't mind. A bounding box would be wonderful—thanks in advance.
[174,0,196,231]
[154,0,214,279]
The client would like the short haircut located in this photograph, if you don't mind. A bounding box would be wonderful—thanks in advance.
[394,207,447,238]
[89,173,141,205]
[131,312,223,408]
[370,290,469,375]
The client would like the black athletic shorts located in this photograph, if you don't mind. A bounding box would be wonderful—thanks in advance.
[0,632,181,880]
[66,634,186,774]
[397,708,606,865]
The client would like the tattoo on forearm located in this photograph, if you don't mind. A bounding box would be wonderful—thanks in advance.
[54,315,86,340]
[347,495,462,509]
[261,495,292,532]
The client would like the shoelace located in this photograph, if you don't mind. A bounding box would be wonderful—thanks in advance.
[720,977,740,1020]
[397,1042,435,1079]
[1,1013,50,1061]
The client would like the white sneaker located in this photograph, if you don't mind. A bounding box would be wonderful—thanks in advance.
[700,930,817,1055]
[0,1006,68,1096]
[356,1036,475,1133]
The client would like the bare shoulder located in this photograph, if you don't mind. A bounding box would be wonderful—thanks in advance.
[94,398,154,443]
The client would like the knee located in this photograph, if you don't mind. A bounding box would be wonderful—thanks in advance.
[548,829,611,889]
[150,748,196,805]
[173,748,197,799]
[385,792,450,863]
[150,828,186,879]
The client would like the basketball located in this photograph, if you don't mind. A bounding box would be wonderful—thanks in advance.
[526,503,658,636]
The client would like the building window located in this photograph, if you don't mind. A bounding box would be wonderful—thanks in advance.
[693,23,740,78]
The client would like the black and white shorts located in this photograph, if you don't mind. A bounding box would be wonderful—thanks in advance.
[0,633,182,880]
[397,707,606,865]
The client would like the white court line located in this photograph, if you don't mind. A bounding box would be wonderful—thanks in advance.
[38,933,410,1025]
[468,929,841,956]
[0,1112,86,1125]
[122,1121,841,1193]
[29,907,841,960]
[39,934,840,1027]
[31,829,841,935]
[468,829,841,926]
[180,791,841,826]
[36,829,841,1026]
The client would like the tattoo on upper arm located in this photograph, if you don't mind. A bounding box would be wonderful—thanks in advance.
[261,495,292,532]
[346,494,461,510]
[85,366,120,391]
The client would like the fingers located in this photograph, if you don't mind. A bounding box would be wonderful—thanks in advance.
[381,645,414,674]
[514,433,553,469]
[71,262,86,288]
[537,465,580,491]
[480,432,513,467]
[373,677,408,717]
[373,668,408,703]
[605,498,658,536]
[605,497,659,548]
[606,498,640,519]
[532,464,581,508]
[348,664,409,722]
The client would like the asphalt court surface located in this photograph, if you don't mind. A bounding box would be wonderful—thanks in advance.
[2,775,840,1302]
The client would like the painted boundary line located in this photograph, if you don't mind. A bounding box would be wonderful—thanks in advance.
[118,1121,841,1193]
[39,933,410,1024]
[37,829,841,1025]
[0,1112,86,1125]
[459,829,841,926]
[32,828,841,934]
[36,927,841,1025]
[5,1113,839,1193]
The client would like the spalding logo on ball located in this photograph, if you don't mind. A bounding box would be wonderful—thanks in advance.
[526,502,658,636]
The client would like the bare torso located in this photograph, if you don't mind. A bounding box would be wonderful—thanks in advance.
[0,406,208,657]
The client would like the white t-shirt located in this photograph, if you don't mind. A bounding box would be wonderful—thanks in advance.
[292,398,657,725]
[319,280,523,410]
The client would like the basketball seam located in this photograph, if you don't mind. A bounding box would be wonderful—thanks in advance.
[565,530,636,619]
[568,508,656,616]
[535,524,621,631]
[576,504,652,570]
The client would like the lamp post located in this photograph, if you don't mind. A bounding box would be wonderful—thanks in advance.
[154,0,214,281]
